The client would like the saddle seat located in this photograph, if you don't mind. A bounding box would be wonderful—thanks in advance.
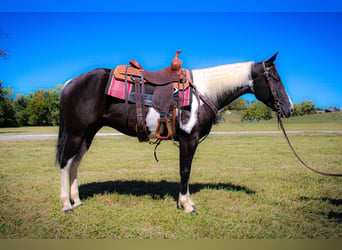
[128,50,183,85]
[130,64,181,85]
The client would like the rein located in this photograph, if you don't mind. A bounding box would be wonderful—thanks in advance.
[278,117,342,177]
[263,62,342,177]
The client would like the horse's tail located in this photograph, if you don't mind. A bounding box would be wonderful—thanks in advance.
[56,99,68,168]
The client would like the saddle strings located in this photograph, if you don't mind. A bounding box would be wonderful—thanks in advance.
[149,139,162,162]
[149,138,180,163]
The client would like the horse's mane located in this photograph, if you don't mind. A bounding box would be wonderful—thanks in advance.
[192,61,254,102]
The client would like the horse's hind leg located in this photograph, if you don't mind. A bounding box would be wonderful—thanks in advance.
[69,154,83,209]
[60,127,100,212]
[60,156,82,212]
[60,135,86,212]
[60,156,75,212]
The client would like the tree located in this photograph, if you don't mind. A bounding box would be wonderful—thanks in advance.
[300,100,316,115]
[0,81,18,127]
[292,100,317,116]
[227,98,248,111]
[26,86,61,126]
[0,49,7,59]
[0,32,8,60]
[241,101,273,121]
[48,85,62,126]
[14,94,30,126]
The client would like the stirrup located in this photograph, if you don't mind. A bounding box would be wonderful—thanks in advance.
[155,117,173,140]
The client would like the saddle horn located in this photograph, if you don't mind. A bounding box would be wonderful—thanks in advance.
[171,50,182,72]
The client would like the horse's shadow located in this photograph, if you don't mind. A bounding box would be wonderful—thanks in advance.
[300,196,342,223]
[79,180,255,202]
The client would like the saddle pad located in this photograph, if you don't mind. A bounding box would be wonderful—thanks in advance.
[177,87,192,107]
[114,65,191,90]
[105,75,132,100]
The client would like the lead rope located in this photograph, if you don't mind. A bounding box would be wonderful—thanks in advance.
[263,62,342,177]
[278,116,342,177]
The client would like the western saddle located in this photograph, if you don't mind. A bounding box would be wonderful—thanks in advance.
[113,51,193,142]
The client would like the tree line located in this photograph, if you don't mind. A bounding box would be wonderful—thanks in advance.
[0,80,332,127]
[224,98,320,121]
[0,81,62,127]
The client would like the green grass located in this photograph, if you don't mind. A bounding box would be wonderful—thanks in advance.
[0,112,341,239]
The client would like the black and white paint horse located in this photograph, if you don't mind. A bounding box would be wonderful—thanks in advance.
[56,53,293,214]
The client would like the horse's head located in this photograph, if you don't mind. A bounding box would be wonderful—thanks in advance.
[251,53,293,118]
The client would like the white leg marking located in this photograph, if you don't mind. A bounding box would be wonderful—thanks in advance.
[178,186,196,214]
[70,163,83,208]
[60,156,75,212]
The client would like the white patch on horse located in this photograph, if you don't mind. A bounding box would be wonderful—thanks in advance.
[69,162,82,208]
[192,61,254,103]
[60,156,75,212]
[63,79,72,89]
[178,189,196,213]
[286,90,294,111]
[146,98,200,136]
[145,107,160,139]
[179,94,200,134]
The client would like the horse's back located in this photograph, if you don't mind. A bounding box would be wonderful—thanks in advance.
[62,68,110,98]
[61,68,111,131]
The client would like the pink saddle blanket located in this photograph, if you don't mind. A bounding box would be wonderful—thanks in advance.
[105,77,192,107]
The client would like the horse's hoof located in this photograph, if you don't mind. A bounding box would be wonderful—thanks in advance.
[63,208,73,213]
[178,204,198,215]
[72,202,83,209]
[190,206,198,215]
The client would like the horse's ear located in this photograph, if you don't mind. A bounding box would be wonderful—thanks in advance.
[266,52,279,66]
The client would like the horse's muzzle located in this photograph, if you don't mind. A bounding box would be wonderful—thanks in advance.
[281,106,293,118]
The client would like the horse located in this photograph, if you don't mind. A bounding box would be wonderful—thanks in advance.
[56,52,293,214]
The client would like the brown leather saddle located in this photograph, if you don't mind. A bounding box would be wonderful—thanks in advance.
[113,51,192,142]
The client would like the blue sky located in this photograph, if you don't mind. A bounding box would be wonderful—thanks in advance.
[1,1,342,108]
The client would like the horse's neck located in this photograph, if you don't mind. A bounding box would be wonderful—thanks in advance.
[192,61,254,109]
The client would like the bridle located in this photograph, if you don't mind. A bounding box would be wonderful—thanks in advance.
[262,62,282,118]
[262,62,342,177]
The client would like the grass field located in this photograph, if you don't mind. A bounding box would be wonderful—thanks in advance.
[0,113,341,239]
[0,111,341,135]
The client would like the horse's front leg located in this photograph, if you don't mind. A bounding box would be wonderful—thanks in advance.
[178,135,199,214]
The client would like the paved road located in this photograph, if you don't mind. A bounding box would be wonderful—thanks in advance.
[1,131,341,141]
